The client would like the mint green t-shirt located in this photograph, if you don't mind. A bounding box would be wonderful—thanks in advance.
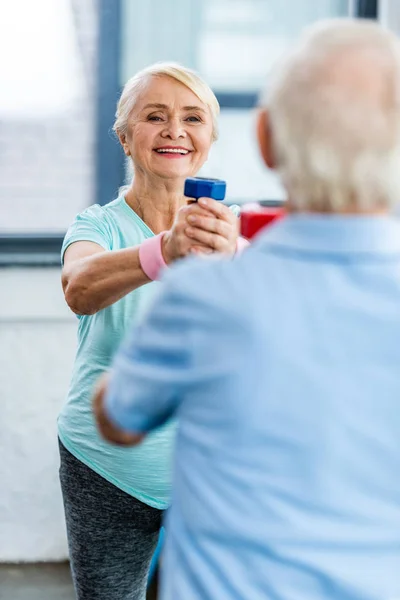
[58,196,176,509]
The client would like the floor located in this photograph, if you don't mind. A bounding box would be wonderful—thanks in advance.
[0,563,159,600]
[0,563,75,600]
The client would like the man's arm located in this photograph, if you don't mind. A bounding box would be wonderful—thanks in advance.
[93,275,193,445]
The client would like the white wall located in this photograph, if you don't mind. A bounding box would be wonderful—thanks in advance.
[380,0,400,34]
[0,268,76,562]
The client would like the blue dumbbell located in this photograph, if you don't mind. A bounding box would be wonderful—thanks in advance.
[184,177,241,217]
[184,177,227,202]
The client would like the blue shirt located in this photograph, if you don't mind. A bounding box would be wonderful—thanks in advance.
[105,214,400,600]
[59,196,176,509]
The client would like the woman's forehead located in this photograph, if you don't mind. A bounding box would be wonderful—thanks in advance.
[135,76,208,111]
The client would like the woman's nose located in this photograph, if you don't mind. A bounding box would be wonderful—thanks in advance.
[162,118,186,139]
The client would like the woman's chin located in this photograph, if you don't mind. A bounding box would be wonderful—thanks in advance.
[150,164,193,180]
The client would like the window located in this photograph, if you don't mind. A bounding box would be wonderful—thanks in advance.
[0,0,97,234]
[120,0,350,203]
[199,0,349,92]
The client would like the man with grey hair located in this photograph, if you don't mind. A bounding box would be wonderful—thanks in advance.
[94,19,400,600]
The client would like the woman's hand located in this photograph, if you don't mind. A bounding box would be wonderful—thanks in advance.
[162,198,239,264]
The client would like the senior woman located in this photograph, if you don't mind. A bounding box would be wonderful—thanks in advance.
[58,62,239,600]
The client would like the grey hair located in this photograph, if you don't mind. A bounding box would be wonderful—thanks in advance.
[262,19,400,212]
[113,62,220,141]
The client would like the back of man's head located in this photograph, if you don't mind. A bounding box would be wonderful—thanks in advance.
[259,19,400,213]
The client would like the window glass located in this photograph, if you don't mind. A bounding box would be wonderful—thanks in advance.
[0,0,96,232]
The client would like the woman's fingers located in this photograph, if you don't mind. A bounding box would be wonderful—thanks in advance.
[190,245,214,256]
[166,199,238,262]
[186,213,231,238]
[185,226,229,253]
[181,203,219,221]
[184,201,238,254]
[184,200,236,225]
[197,198,236,224]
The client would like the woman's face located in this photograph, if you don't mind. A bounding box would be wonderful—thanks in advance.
[121,76,214,181]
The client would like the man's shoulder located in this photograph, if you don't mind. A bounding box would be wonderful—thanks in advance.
[164,253,239,292]
[160,250,261,317]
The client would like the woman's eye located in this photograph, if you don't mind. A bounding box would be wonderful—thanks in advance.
[186,116,201,123]
[147,115,163,122]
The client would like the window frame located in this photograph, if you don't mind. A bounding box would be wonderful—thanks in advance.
[0,0,376,266]
[356,0,378,18]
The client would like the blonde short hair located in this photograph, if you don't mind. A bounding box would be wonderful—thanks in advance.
[114,62,220,141]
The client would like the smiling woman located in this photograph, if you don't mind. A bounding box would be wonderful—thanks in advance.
[58,62,240,600]
[116,74,215,190]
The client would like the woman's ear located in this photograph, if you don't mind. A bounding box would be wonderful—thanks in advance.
[118,132,131,157]
[256,109,276,170]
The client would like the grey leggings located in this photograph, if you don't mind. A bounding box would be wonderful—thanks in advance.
[59,439,164,600]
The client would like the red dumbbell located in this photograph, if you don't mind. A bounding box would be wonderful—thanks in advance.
[240,202,285,240]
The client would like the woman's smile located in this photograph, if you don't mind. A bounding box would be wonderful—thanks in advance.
[153,145,193,158]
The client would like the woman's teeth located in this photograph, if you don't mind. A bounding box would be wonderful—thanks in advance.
[155,148,189,154]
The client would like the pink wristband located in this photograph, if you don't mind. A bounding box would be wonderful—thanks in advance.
[139,232,168,281]
[236,236,250,254]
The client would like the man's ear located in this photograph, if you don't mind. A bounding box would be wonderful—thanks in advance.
[118,132,131,157]
[256,109,276,170]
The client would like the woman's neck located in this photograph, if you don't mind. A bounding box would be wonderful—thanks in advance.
[124,174,187,234]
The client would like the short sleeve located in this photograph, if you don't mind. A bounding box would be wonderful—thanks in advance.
[61,204,112,264]
[104,257,244,434]
[104,273,195,433]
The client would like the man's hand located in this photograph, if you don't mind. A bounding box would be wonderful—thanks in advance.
[93,374,144,447]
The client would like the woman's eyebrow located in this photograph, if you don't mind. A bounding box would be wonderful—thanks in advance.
[142,103,206,113]
[142,103,168,110]
[183,105,206,113]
